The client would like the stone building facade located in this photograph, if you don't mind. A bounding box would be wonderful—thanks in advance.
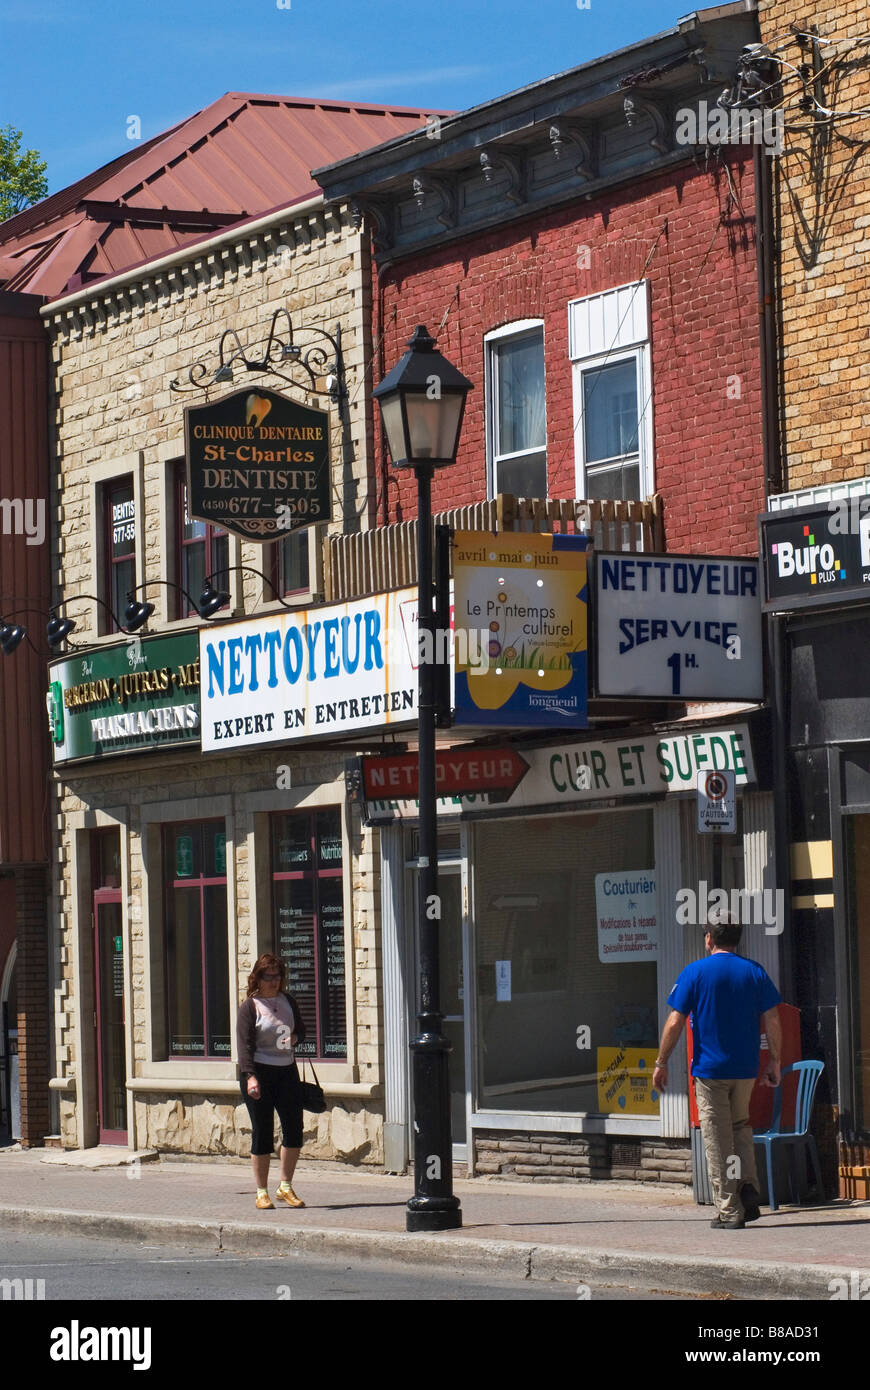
[44,197,389,1160]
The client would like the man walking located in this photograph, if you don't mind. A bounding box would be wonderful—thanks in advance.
[653,917,782,1229]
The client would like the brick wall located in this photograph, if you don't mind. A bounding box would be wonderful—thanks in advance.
[757,0,870,489]
[473,1131,691,1185]
[375,155,765,555]
[15,866,49,1146]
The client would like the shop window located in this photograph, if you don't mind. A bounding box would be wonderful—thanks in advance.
[846,815,870,1132]
[103,477,137,633]
[485,321,547,499]
[473,808,657,1116]
[569,283,653,501]
[164,821,230,1059]
[271,809,346,1060]
[174,461,229,619]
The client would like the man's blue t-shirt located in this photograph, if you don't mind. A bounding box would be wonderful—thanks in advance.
[667,952,781,1079]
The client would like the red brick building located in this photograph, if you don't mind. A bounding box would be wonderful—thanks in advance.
[319,8,766,557]
[315,4,787,1190]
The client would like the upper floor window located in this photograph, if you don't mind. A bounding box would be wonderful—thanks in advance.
[267,532,311,601]
[569,283,653,501]
[485,321,547,499]
[174,461,228,619]
[103,477,136,633]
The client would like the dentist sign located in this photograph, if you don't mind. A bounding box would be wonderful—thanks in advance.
[594,553,763,701]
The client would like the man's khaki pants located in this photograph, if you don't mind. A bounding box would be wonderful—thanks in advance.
[694,1077,759,1219]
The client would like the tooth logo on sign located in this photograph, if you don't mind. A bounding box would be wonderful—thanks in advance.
[246,394,272,428]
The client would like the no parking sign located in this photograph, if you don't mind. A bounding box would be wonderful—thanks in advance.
[697,768,736,832]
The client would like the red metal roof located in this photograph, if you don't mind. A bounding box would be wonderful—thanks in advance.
[0,93,450,298]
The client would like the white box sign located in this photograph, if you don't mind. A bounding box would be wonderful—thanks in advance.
[595,871,658,963]
[200,589,419,751]
[595,554,763,700]
[697,769,736,832]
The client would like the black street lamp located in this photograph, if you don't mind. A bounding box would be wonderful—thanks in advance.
[374,325,472,1233]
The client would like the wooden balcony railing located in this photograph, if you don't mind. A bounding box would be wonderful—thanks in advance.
[322,492,663,604]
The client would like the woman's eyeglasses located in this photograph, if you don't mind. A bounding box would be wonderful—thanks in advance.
[260,972,281,981]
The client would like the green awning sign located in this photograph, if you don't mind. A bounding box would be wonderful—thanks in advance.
[49,631,201,765]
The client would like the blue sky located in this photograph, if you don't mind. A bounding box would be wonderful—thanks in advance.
[3,0,687,194]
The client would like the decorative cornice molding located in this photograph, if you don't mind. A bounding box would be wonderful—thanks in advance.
[622,92,673,155]
[547,122,599,182]
[479,147,526,206]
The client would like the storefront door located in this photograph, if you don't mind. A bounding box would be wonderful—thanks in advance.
[408,855,469,1160]
[93,892,127,1144]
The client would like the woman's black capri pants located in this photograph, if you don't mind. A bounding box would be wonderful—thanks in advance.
[242,1061,304,1154]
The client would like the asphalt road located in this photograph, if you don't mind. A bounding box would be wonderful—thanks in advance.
[0,1229,694,1301]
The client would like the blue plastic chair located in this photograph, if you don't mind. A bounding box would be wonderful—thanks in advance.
[753,1061,825,1211]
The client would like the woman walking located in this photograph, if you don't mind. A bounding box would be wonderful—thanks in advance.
[237,953,307,1210]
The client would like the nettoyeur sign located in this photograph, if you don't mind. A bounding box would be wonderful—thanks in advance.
[184,387,331,542]
[48,632,200,764]
[199,589,419,751]
[365,722,756,820]
[360,748,530,801]
[594,553,762,700]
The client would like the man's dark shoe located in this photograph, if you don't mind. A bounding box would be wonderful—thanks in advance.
[740,1184,762,1222]
[710,1214,745,1229]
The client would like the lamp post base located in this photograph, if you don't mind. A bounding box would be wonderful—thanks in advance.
[406,1198,463,1233]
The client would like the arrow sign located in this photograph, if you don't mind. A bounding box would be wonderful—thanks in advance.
[362,748,530,801]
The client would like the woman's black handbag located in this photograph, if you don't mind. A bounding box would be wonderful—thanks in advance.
[298,1060,327,1113]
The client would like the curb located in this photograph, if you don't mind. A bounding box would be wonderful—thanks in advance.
[0,1204,851,1298]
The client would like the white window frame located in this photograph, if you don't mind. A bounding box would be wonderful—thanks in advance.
[484,319,547,499]
[569,283,654,501]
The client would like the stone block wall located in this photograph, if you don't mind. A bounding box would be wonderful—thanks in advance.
[54,745,385,1162]
[45,200,374,629]
[132,1094,382,1163]
[45,198,390,1162]
[473,1132,692,1185]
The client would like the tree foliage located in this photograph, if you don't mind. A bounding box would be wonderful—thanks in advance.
[0,125,48,223]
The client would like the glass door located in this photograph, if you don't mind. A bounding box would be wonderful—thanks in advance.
[94,893,127,1144]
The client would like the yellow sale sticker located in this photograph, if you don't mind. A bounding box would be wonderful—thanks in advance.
[597,1047,661,1115]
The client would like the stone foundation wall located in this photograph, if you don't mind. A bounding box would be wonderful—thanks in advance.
[473,1132,692,1185]
[134,1094,383,1164]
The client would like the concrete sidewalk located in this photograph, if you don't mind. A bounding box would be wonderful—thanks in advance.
[0,1145,867,1299]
